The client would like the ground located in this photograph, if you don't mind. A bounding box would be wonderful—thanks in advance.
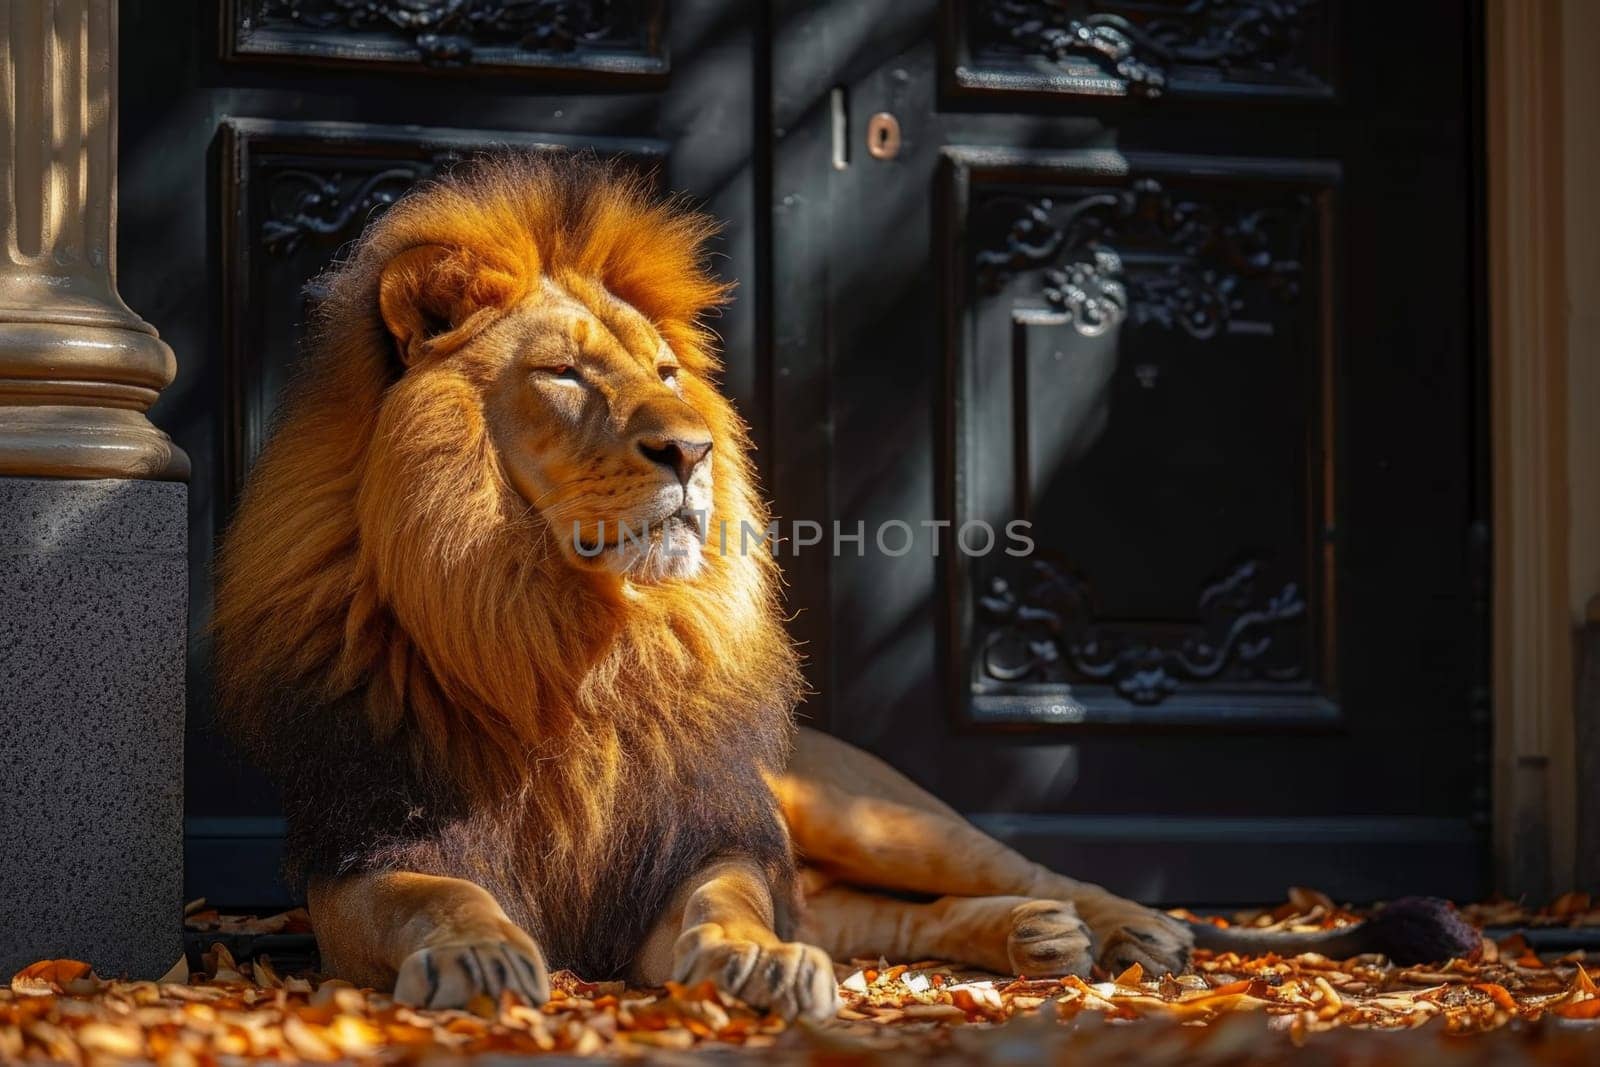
[4,893,1599,1064]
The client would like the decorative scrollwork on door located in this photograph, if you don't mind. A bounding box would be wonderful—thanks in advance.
[978,557,1307,705]
[228,0,665,78]
[261,167,421,257]
[980,3,1169,96]
[958,0,1332,102]
[973,179,1308,339]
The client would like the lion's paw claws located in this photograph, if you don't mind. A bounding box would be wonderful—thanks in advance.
[1092,909,1194,977]
[1007,899,1096,978]
[674,924,838,1022]
[394,940,550,1010]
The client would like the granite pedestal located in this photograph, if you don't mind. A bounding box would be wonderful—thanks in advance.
[0,476,186,978]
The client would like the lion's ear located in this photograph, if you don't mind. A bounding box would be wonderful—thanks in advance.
[378,244,508,365]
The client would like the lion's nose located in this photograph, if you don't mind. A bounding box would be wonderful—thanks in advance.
[636,434,712,484]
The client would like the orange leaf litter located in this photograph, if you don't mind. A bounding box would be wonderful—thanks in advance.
[5,894,1600,1064]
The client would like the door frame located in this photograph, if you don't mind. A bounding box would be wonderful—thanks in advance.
[1485,0,1600,899]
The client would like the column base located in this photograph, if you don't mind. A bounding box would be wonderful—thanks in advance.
[0,476,186,979]
[0,406,189,480]
[0,320,189,480]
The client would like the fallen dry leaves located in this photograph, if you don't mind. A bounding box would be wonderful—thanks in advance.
[1170,885,1367,934]
[5,897,1600,1063]
[1171,887,1600,937]
[2,944,797,1064]
[1460,892,1600,930]
[829,939,1600,1036]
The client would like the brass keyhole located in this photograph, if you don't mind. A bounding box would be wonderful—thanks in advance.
[866,112,902,160]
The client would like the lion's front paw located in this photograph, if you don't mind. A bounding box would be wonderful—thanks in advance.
[1006,899,1095,978]
[394,939,550,1009]
[673,923,838,1022]
[1089,906,1193,976]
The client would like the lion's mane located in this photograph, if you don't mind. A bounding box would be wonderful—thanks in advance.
[213,156,804,976]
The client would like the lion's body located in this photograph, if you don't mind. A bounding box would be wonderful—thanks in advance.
[214,156,1190,1016]
[213,158,802,981]
[234,689,795,982]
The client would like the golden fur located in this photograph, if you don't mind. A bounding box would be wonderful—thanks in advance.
[213,155,802,888]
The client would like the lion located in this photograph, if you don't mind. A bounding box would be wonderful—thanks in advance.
[213,154,1193,1023]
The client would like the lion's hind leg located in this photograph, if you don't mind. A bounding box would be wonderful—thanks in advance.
[775,739,1065,902]
[778,729,1193,975]
[798,884,1094,978]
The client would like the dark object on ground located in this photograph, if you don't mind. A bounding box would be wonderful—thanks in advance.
[1190,897,1482,964]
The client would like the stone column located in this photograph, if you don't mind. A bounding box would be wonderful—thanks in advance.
[0,0,186,979]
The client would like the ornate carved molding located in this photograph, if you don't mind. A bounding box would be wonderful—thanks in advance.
[0,0,187,480]
[978,558,1306,704]
[261,167,421,256]
[981,4,1166,96]
[230,0,665,76]
[966,0,1330,100]
[974,179,1307,339]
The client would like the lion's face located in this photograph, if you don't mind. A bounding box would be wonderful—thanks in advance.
[378,246,718,583]
[481,278,715,581]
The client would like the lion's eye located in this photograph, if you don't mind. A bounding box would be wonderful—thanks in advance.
[536,364,582,383]
[658,364,680,386]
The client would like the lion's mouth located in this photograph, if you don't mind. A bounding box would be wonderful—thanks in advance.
[571,507,704,557]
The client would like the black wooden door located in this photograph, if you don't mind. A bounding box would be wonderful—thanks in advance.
[769,0,1489,905]
[120,0,770,907]
[121,0,1487,908]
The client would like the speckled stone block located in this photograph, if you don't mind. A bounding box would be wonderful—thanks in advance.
[0,477,186,979]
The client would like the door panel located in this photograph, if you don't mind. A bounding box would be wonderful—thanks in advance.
[947,150,1339,728]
